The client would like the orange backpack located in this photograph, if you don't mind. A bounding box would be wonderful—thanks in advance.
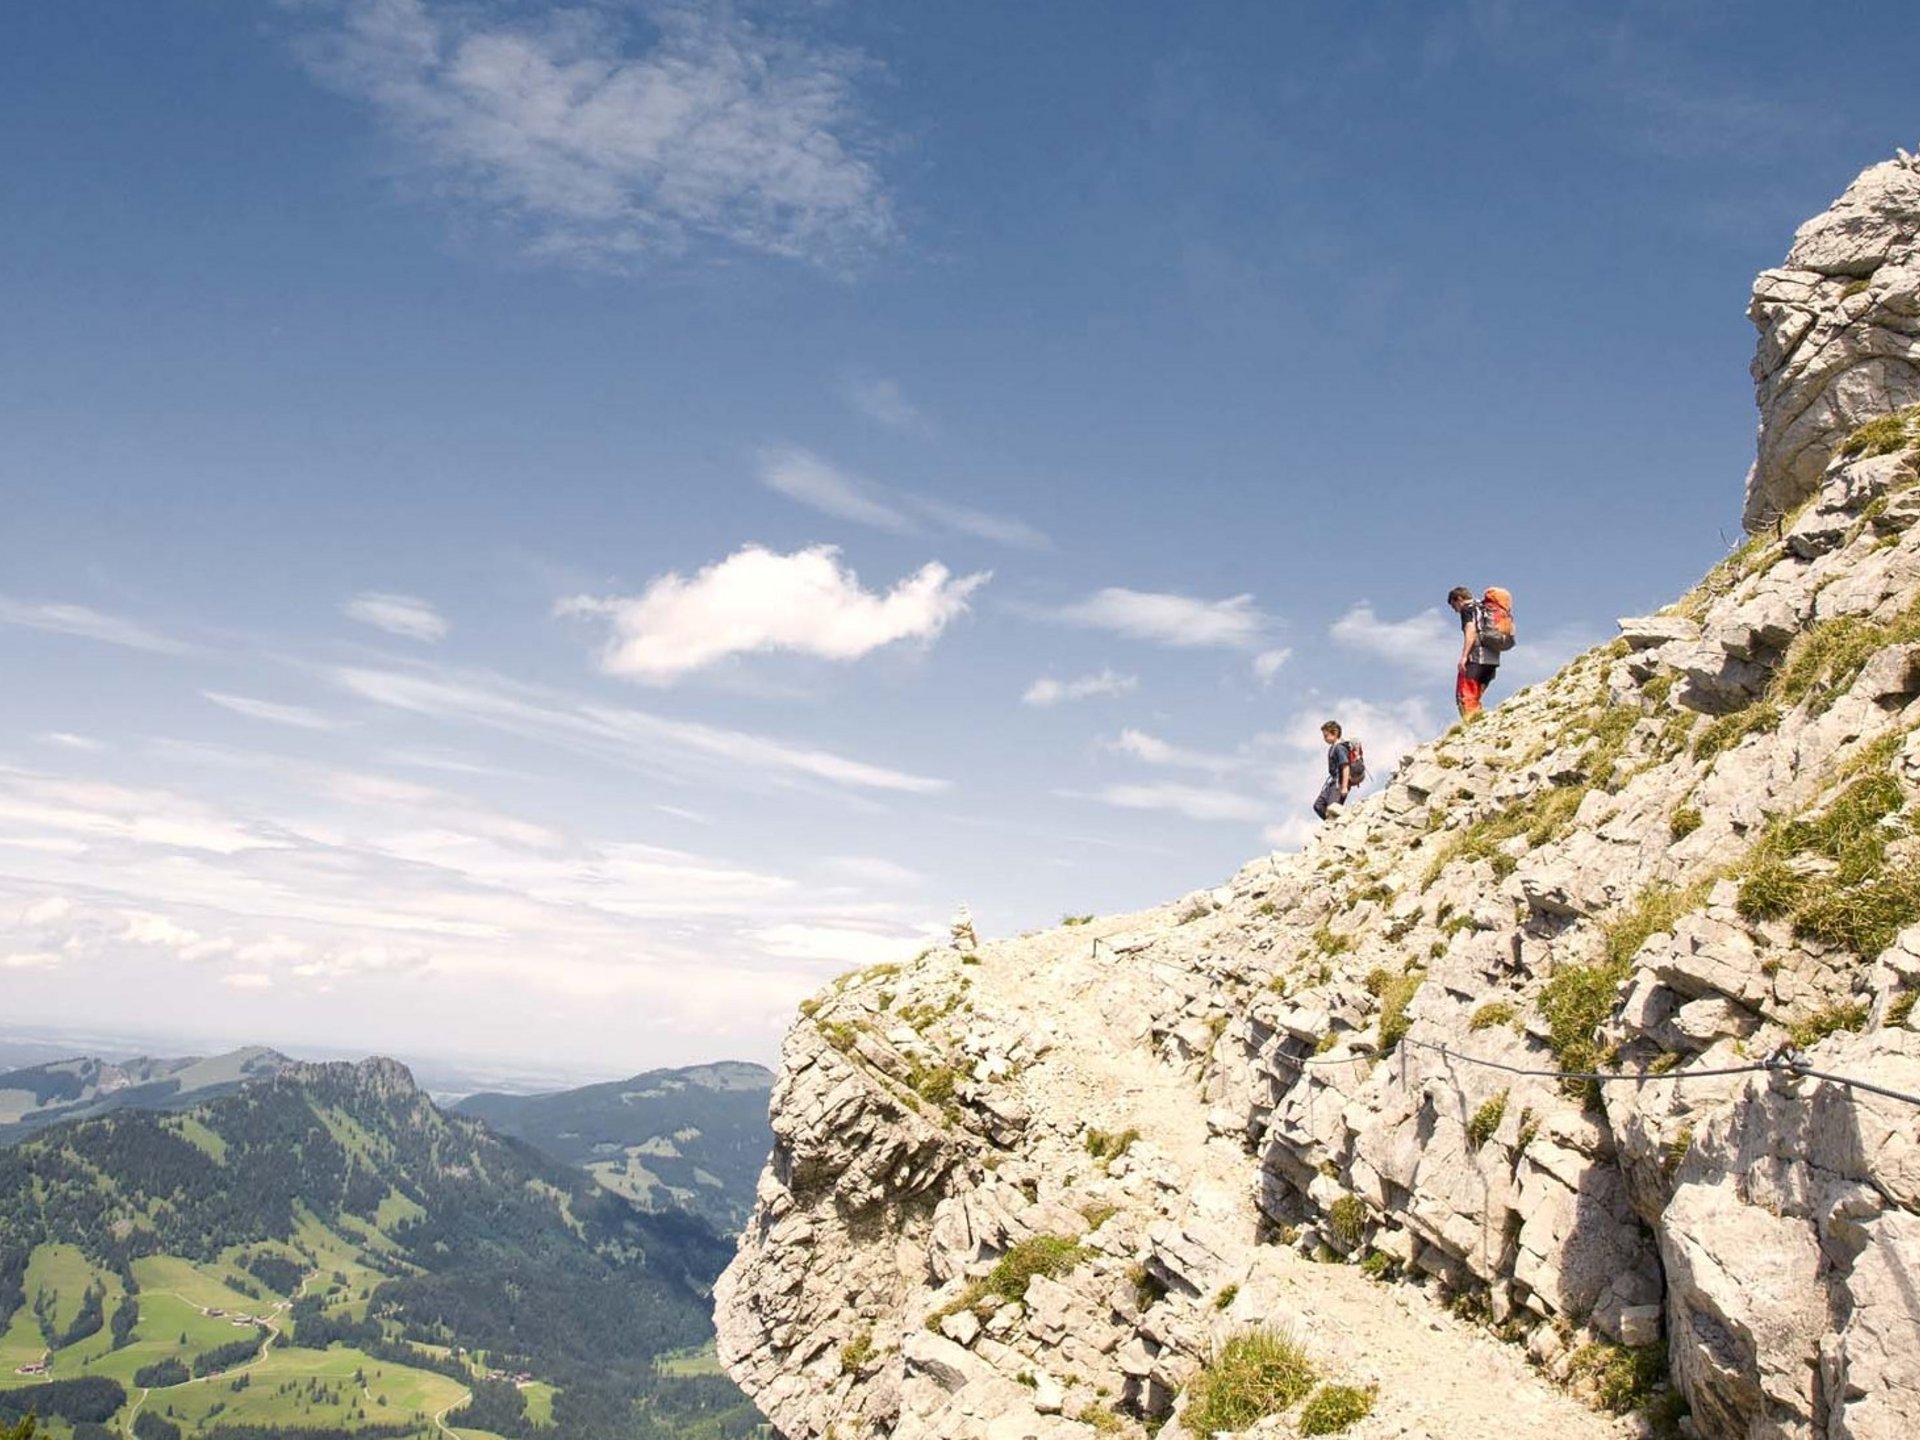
[1477,587,1517,652]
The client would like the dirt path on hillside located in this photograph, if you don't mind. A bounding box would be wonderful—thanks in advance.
[970,918,1632,1440]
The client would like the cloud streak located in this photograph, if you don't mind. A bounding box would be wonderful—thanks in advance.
[299,0,894,269]
[1047,587,1273,649]
[757,446,1050,551]
[345,592,449,642]
[329,659,949,793]
[204,692,346,732]
[0,599,189,655]
[1022,669,1137,708]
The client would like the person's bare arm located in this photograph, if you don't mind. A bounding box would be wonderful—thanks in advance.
[1338,757,1352,798]
[1459,611,1475,666]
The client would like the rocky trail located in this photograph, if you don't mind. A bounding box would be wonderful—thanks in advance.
[970,921,1632,1440]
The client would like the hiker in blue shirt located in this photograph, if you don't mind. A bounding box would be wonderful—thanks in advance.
[1314,721,1358,820]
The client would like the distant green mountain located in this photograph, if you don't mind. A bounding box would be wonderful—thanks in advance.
[0,1058,761,1440]
[0,1048,290,1145]
[454,1062,773,1236]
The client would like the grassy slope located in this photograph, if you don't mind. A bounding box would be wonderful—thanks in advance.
[0,1239,481,1439]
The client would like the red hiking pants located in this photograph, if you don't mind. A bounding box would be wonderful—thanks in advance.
[1457,663,1497,718]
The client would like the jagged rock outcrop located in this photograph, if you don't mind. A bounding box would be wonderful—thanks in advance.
[1747,151,1920,530]
[721,155,1920,1440]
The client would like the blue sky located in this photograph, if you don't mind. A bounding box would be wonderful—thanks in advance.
[1,0,1914,1079]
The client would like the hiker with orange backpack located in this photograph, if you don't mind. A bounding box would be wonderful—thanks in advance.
[1448,586,1516,718]
[1313,720,1365,820]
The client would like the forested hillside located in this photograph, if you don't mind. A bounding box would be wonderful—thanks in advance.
[0,1059,762,1440]
[455,1062,773,1236]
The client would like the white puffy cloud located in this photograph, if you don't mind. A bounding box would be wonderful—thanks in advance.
[299,0,893,269]
[220,972,274,990]
[20,897,71,927]
[1022,669,1138,708]
[344,592,448,642]
[0,599,188,654]
[559,544,988,684]
[1049,588,1272,649]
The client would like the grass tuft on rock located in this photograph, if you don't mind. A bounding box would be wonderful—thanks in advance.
[1836,404,1920,459]
[1469,1001,1515,1032]
[1467,1090,1508,1150]
[1605,880,1713,969]
[1692,702,1780,765]
[1568,1340,1668,1416]
[985,1235,1084,1303]
[1084,1126,1141,1160]
[1376,972,1424,1055]
[1180,1328,1318,1436]
[1326,1195,1368,1251]
[1297,1384,1377,1436]
[1787,1001,1869,1049]
[1772,593,1920,715]
[1735,769,1920,957]
[1539,962,1627,1102]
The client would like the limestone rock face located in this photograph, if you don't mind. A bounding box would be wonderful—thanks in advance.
[720,155,1920,1440]
[1747,154,1920,530]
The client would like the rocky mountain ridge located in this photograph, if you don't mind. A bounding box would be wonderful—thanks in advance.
[716,153,1920,1440]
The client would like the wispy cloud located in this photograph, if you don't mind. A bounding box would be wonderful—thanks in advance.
[1075,782,1271,824]
[914,497,1051,551]
[756,446,1050,550]
[558,544,988,685]
[344,591,448,642]
[1328,602,1453,671]
[1105,728,1237,773]
[0,746,945,1065]
[204,692,345,732]
[1253,647,1291,686]
[840,374,924,431]
[36,733,104,753]
[329,659,949,793]
[757,446,914,532]
[1068,695,1441,845]
[297,0,894,269]
[1022,669,1138,708]
[0,599,189,655]
[1047,587,1273,649]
